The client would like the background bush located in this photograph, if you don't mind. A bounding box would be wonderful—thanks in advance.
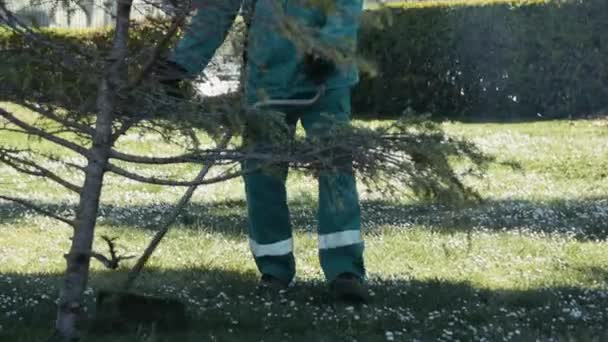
[354,0,608,120]
[0,22,181,111]
[2,0,607,120]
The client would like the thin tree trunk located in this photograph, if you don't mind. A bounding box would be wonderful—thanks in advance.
[54,0,133,340]
[123,134,232,290]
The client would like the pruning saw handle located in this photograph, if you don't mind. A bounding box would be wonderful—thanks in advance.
[251,85,326,110]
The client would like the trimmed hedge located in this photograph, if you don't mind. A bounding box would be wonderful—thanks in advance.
[0,23,181,111]
[2,0,607,120]
[1,28,110,109]
[354,0,608,119]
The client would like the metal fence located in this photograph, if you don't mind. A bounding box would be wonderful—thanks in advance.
[3,0,419,29]
[4,0,165,28]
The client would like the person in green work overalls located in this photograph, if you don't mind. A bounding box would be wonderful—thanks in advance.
[158,0,366,302]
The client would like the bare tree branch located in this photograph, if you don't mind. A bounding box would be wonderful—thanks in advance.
[0,195,75,226]
[0,149,82,193]
[109,149,201,164]
[107,139,358,168]
[90,236,135,270]
[0,108,90,156]
[108,148,229,164]
[124,133,232,289]
[105,161,243,186]
[0,123,80,137]
[15,101,95,136]
[40,153,86,173]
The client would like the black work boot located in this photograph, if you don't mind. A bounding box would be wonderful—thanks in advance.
[330,273,368,304]
[258,274,289,293]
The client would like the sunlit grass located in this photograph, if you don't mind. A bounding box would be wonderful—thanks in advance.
[1,103,607,340]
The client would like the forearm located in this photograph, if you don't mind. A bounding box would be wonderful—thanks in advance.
[171,0,242,77]
[303,0,363,84]
[317,0,363,61]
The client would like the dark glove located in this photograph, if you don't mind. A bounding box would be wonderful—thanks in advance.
[303,51,335,85]
[152,59,191,98]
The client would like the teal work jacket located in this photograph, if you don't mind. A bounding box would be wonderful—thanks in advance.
[171,0,364,100]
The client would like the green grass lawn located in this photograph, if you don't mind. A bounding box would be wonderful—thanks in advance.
[1,105,607,341]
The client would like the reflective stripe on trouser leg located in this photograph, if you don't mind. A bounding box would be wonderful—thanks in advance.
[298,87,365,282]
[319,229,363,250]
[317,171,365,282]
[243,158,296,283]
[249,237,293,257]
[248,237,296,283]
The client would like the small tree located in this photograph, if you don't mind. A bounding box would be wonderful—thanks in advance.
[0,0,490,340]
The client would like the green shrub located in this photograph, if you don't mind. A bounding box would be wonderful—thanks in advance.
[0,22,180,111]
[1,28,107,109]
[354,0,608,119]
[3,0,607,120]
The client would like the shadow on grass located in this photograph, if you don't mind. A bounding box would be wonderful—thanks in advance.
[353,110,608,124]
[1,196,607,241]
[1,266,608,341]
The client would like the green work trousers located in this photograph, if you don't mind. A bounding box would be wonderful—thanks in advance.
[243,87,365,284]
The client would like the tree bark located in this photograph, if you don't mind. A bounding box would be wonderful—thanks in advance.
[54,0,133,340]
